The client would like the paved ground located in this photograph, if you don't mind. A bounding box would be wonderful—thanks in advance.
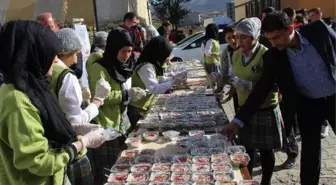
[222,98,336,185]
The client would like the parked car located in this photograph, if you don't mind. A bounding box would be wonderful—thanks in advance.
[172,29,228,62]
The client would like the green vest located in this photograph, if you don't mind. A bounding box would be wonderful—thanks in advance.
[87,62,124,130]
[49,63,74,97]
[86,51,103,73]
[204,39,220,64]
[130,63,155,111]
[232,44,278,108]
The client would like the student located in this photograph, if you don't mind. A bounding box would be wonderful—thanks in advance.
[202,23,221,88]
[128,36,186,127]
[0,20,106,185]
[87,29,146,185]
[212,26,239,110]
[52,28,111,128]
[230,18,284,185]
[225,11,336,185]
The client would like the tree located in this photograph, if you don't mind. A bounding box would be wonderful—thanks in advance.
[151,0,191,29]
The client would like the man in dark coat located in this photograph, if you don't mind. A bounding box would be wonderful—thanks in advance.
[224,11,336,185]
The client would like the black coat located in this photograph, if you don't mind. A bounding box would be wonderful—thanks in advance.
[235,20,336,126]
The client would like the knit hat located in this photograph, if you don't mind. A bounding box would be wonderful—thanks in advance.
[55,28,83,55]
[93,31,108,46]
[235,17,261,39]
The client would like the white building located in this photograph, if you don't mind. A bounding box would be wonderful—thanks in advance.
[227,1,235,22]
[181,11,202,26]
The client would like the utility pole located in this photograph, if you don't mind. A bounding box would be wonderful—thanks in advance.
[93,0,99,31]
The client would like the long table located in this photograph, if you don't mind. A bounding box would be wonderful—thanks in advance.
[108,61,252,184]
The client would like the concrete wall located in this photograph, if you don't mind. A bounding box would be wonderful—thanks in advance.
[234,0,249,21]
[5,0,149,26]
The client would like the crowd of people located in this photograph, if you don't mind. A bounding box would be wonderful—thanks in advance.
[0,11,186,185]
[205,6,335,185]
[0,5,334,185]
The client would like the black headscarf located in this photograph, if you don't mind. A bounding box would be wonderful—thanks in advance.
[136,36,173,76]
[204,23,219,43]
[98,29,135,84]
[0,20,77,148]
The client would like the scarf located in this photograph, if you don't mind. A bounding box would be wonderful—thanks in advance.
[0,20,77,148]
[98,29,135,84]
[136,36,173,76]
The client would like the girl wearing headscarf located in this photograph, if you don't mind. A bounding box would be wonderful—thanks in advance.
[229,17,284,185]
[0,20,106,185]
[201,23,221,87]
[87,29,146,185]
[127,36,186,127]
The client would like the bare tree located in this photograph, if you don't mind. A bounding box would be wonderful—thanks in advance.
[151,0,191,29]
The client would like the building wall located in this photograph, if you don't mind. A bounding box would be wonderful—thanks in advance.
[182,12,201,26]
[281,0,336,17]
[234,0,249,21]
[5,0,149,26]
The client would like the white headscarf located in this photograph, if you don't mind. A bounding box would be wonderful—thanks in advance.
[235,17,261,39]
[145,25,160,41]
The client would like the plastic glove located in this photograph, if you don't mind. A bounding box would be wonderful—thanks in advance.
[129,87,147,102]
[82,86,91,102]
[72,123,101,135]
[93,78,111,104]
[80,128,107,148]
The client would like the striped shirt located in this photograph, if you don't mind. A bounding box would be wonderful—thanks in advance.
[287,32,335,98]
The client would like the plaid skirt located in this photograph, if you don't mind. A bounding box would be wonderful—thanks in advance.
[66,155,93,185]
[87,136,126,185]
[239,105,285,150]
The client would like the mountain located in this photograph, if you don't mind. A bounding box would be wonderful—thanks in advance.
[184,0,231,13]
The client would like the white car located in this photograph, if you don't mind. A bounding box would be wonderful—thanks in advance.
[172,30,228,62]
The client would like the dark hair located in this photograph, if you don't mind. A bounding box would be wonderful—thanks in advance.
[309,8,322,14]
[261,7,275,15]
[262,11,292,32]
[124,12,137,22]
[323,17,332,25]
[295,15,306,25]
[282,7,296,18]
[296,9,308,16]
[162,21,171,27]
[223,26,234,37]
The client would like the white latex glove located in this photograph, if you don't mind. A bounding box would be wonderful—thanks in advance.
[72,123,101,135]
[82,86,91,102]
[93,78,111,104]
[80,128,106,148]
[129,87,147,102]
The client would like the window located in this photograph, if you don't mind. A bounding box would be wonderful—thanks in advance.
[246,0,280,18]
[183,36,205,50]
